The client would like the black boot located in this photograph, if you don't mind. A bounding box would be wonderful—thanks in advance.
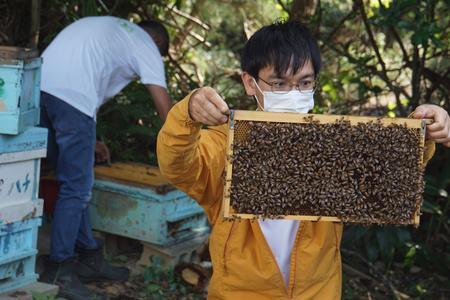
[40,257,108,300]
[76,241,130,282]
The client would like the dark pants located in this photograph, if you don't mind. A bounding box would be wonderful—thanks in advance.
[40,92,98,262]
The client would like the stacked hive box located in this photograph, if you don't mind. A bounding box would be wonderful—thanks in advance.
[0,46,47,292]
[90,163,209,267]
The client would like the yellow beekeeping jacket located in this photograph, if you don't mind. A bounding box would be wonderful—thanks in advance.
[157,93,435,300]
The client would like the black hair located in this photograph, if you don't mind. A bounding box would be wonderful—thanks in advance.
[138,20,169,56]
[241,20,321,79]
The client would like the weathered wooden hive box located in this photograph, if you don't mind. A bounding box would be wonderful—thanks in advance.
[89,163,208,246]
[223,110,428,225]
[0,127,47,224]
[0,218,41,293]
[0,127,47,292]
[0,46,42,135]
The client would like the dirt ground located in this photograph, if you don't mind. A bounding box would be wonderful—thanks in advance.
[36,225,449,300]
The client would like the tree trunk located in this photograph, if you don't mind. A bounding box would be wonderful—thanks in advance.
[29,0,40,48]
[290,0,319,22]
[171,0,206,51]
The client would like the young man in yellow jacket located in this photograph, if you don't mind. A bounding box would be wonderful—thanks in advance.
[157,21,450,299]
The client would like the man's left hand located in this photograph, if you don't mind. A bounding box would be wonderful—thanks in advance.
[412,104,450,147]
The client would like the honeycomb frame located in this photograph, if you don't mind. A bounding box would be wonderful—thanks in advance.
[222,110,428,225]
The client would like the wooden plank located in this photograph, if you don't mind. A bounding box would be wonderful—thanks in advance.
[222,127,234,218]
[0,199,43,224]
[0,46,38,60]
[138,233,208,269]
[225,213,418,224]
[227,213,341,222]
[0,127,48,155]
[232,110,430,128]
[413,118,427,225]
[414,211,420,225]
[0,282,59,300]
[95,162,169,187]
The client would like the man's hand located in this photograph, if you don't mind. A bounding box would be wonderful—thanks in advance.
[189,87,230,126]
[95,141,111,164]
[412,104,450,147]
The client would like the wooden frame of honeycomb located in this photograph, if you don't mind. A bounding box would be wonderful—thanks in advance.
[222,110,430,225]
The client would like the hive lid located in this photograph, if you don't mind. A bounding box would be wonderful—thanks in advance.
[94,162,172,191]
[0,46,39,60]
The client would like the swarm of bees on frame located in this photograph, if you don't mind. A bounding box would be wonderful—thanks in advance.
[229,116,424,224]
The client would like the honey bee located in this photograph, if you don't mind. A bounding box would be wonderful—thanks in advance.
[229,118,424,225]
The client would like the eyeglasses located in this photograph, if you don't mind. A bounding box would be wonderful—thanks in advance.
[257,77,318,94]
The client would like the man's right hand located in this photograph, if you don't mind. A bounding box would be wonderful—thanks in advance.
[188,87,230,126]
[95,141,111,164]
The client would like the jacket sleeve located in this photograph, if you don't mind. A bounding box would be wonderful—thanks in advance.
[157,92,228,224]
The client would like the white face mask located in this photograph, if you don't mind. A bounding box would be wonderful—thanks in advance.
[253,78,314,113]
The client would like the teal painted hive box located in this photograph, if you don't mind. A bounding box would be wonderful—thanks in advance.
[0,127,47,224]
[0,218,41,293]
[0,126,47,154]
[89,163,209,246]
[0,46,42,135]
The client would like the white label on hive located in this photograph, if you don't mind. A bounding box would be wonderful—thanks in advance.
[0,158,40,203]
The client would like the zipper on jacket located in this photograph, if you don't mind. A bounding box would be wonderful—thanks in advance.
[288,221,305,299]
[254,220,298,297]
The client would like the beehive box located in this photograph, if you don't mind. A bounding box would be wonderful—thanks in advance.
[0,218,41,293]
[138,233,209,269]
[0,127,47,213]
[0,199,43,225]
[89,163,208,246]
[223,110,428,225]
[0,46,42,135]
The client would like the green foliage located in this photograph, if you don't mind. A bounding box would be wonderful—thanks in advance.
[318,0,449,113]
[140,256,203,300]
[341,273,355,300]
[96,82,163,164]
[342,225,411,265]
[31,292,65,300]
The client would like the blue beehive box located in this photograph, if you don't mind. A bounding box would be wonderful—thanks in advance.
[89,163,209,246]
[0,127,47,224]
[0,46,42,135]
[0,126,47,154]
[0,218,41,293]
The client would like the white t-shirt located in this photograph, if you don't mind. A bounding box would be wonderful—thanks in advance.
[259,219,300,287]
[41,16,167,118]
